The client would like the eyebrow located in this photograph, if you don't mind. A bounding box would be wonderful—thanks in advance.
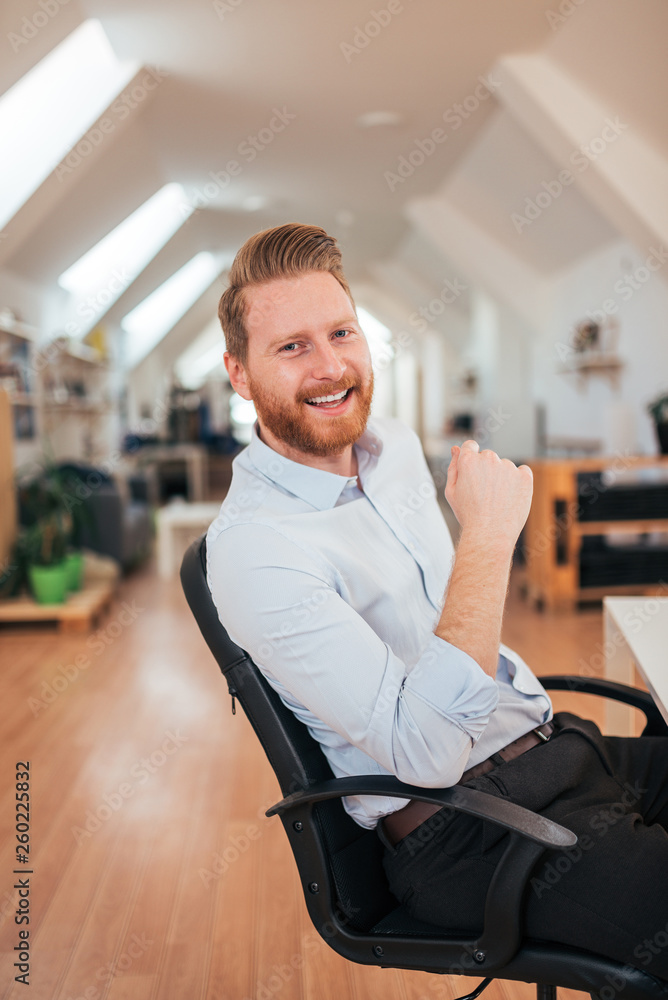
[266,316,359,352]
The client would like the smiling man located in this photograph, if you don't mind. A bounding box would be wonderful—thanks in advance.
[225,263,374,471]
[206,223,668,982]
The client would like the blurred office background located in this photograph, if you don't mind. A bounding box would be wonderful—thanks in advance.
[0,3,667,996]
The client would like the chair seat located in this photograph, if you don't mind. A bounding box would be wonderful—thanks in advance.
[373,904,477,937]
[370,908,667,999]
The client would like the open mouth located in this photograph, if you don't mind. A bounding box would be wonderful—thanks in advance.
[304,387,353,410]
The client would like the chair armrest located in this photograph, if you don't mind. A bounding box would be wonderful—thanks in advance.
[267,774,576,972]
[266,774,576,849]
[541,675,667,736]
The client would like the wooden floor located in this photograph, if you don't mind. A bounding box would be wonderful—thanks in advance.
[0,554,644,1000]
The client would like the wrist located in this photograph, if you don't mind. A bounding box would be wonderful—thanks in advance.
[457,526,517,561]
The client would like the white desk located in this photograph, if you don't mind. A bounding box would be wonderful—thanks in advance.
[156,501,221,579]
[603,596,668,735]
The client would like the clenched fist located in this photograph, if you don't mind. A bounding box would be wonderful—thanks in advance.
[445,440,533,548]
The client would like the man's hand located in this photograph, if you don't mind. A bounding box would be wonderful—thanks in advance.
[436,441,533,677]
[445,440,533,550]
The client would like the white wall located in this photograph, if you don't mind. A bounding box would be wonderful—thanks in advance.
[536,239,668,455]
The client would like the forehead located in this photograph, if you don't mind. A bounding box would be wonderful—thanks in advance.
[243,271,356,345]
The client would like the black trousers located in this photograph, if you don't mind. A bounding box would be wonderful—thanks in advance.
[381,713,668,984]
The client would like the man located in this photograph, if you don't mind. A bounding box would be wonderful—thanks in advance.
[207,223,668,984]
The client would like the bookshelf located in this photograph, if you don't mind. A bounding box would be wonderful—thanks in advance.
[524,456,668,611]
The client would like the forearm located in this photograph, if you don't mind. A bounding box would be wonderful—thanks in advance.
[434,528,515,679]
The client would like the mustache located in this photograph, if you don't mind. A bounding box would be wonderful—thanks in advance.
[297,377,359,402]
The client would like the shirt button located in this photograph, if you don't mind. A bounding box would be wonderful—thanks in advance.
[409,542,416,551]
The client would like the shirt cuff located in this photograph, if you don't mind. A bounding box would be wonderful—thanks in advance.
[402,632,500,745]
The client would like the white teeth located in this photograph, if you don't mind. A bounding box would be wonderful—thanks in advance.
[306,388,348,404]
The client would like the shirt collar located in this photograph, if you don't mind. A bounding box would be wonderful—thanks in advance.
[247,420,383,510]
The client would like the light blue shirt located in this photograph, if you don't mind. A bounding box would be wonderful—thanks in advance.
[207,417,551,829]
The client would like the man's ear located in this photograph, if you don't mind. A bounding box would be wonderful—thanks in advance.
[224,351,252,401]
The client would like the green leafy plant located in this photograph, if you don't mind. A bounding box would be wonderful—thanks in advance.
[9,456,95,590]
[23,511,70,566]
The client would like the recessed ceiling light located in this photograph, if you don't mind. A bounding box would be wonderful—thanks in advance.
[356,111,405,129]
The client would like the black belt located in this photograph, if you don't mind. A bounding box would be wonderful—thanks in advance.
[381,721,555,849]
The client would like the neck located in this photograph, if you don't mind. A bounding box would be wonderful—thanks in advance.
[257,423,358,479]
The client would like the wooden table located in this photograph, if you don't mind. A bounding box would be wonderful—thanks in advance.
[603,596,668,735]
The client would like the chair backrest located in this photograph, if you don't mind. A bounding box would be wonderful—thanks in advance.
[180,535,398,932]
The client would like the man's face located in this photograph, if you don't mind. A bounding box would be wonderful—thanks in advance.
[227,271,374,459]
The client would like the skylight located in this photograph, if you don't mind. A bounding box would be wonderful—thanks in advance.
[174,318,226,389]
[122,252,223,368]
[0,20,137,232]
[58,184,191,334]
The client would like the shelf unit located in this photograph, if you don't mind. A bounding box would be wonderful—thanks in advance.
[0,322,114,465]
[557,350,624,388]
[0,319,40,450]
[524,456,668,611]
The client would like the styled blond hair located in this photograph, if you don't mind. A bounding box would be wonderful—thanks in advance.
[218,223,354,366]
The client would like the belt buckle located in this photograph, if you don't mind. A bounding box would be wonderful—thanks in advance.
[533,725,551,743]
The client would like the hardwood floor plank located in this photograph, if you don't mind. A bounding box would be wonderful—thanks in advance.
[54,837,150,1000]
[105,974,159,1000]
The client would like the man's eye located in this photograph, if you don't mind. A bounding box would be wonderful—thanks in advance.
[333,329,349,338]
[281,343,299,352]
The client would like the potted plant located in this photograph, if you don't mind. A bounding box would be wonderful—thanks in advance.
[15,457,91,602]
[25,511,70,604]
[647,392,668,455]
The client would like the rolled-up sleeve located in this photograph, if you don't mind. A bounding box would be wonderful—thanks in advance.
[207,522,498,789]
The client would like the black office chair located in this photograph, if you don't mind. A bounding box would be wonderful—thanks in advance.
[181,535,668,1000]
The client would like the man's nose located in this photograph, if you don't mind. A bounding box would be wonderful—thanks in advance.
[309,341,346,381]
